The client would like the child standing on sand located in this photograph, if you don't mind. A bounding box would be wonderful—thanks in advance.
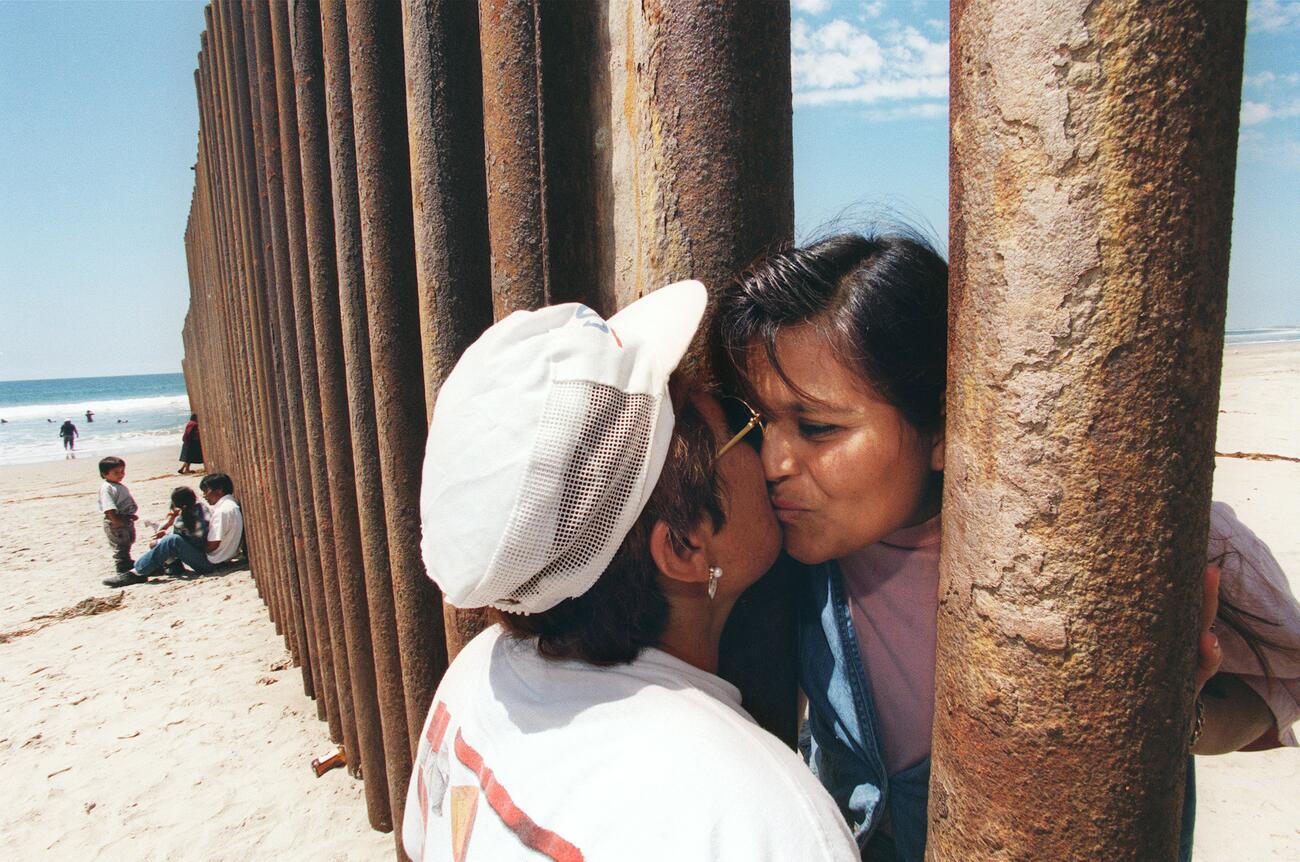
[98,456,138,576]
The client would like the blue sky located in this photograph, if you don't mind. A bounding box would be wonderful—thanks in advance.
[1,0,1296,381]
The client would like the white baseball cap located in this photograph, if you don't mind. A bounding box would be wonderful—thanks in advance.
[420,280,708,614]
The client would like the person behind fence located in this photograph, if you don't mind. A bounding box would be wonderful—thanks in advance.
[713,231,1300,862]
[404,282,858,861]
[98,456,138,577]
[103,473,243,588]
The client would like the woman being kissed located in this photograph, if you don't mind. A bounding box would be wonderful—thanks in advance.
[713,232,1300,861]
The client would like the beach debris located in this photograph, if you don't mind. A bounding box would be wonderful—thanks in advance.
[257,675,279,686]
[84,802,96,814]
[268,657,291,672]
[116,731,140,740]
[170,619,184,629]
[0,593,127,644]
[311,745,347,777]
[70,695,88,706]
[1215,450,1300,464]
[48,766,71,779]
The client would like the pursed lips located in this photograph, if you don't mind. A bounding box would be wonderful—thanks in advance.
[770,495,811,523]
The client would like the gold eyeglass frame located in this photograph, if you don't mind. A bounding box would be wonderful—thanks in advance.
[714,397,765,463]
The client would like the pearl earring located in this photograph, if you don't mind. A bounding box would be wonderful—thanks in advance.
[707,566,723,600]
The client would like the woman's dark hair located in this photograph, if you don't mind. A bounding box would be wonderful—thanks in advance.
[190,413,198,422]
[171,486,200,534]
[492,383,727,665]
[714,231,948,434]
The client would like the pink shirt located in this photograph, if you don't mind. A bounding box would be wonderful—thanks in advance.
[1210,502,1300,746]
[840,515,942,776]
[839,502,1300,776]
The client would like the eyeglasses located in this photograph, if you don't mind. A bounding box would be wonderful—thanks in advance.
[715,396,765,462]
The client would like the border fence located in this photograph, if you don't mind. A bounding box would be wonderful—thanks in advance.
[181,2,1244,858]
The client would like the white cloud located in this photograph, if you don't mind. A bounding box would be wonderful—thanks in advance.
[792,0,831,15]
[1245,71,1300,89]
[1240,128,1300,171]
[1241,99,1300,126]
[793,17,949,110]
[1249,0,1300,33]
[863,102,947,122]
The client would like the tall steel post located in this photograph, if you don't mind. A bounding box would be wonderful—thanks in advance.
[315,0,413,841]
[931,2,1246,858]
[343,0,449,757]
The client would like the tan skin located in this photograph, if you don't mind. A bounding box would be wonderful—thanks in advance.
[650,393,783,674]
[748,324,1273,755]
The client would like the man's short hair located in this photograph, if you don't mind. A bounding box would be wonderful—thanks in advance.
[200,472,235,497]
[98,456,125,478]
[493,385,726,665]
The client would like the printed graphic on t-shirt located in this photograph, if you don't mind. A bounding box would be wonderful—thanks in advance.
[450,785,479,862]
[417,700,584,862]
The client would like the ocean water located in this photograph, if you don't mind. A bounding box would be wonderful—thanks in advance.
[1224,327,1300,346]
[0,373,191,466]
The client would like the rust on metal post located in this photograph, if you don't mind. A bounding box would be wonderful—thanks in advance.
[245,0,359,759]
[211,3,299,674]
[477,0,548,318]
[268,0,391,829]
[401,0,496,662]
[316,0,413,839]
[344,0,448,757]
[219,0,341,733]
[607,0,798,744]
[931,2,1246,858]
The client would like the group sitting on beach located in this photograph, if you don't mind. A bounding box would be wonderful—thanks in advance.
[97,456,243,589]
[402,233,1300,861]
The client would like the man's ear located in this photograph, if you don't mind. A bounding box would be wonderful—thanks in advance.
[930,428,945,472]
[648,520,711,586]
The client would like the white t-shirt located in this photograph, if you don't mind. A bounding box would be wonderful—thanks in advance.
[98,480,137,518]
[404,626,857,862]
[204,495,243,564]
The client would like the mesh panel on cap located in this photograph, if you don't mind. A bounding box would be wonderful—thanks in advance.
[482,380,659,610]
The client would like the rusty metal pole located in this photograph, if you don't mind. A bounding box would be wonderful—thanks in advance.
[243,0,358,757]
[607,0,798,743]
[200,43,312,680]
[401,0,495,662]
[261,0,391,829]
[314,0,413,838]
[931,2,1245,858]
[477,0,548,318]
[218,0,334,719]
[343,0,449,758]
[207,10,285,627]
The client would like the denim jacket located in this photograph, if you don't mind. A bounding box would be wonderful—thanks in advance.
[799,559,1196,862]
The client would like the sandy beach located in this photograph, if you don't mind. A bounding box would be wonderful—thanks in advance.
[1,343,1296,861]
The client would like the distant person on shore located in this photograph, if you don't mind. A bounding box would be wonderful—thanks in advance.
[85,409,94,423]
[104,473,243,588]
[179,413,203,474]
[59,419,78,455]
[98,456,138,577]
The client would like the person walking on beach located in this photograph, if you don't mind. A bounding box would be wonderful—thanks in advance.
[104,473,243,587]
[59,419,78,454]
[98,456,138,577]
[178,413,203,474]
[85,409,94,423]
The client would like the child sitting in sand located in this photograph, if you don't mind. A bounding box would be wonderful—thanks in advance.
[98,456,138,577]
[149,487,210,575]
